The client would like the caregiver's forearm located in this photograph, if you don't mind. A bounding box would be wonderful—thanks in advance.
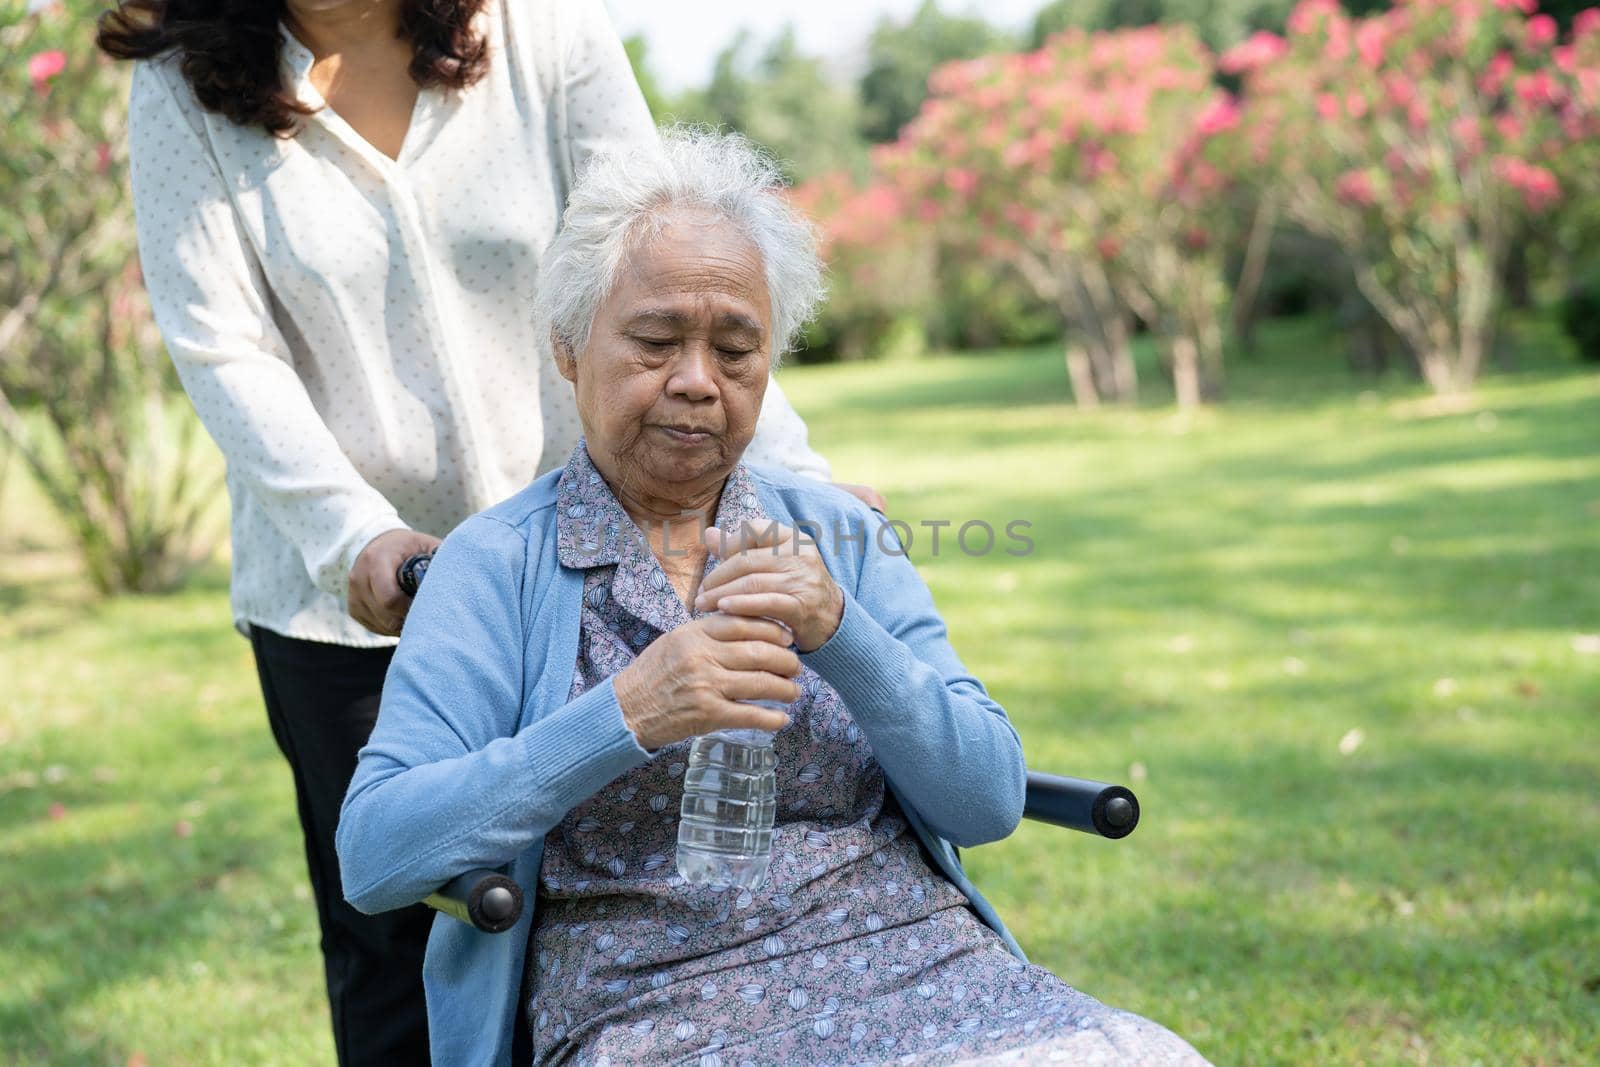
[130,64,406,599]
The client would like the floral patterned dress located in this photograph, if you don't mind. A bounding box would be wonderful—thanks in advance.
[527,445,1207,1067]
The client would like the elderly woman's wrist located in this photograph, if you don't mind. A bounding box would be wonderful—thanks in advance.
[797,585,845,653]
[613,664,658,749]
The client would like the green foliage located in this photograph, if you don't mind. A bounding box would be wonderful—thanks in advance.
[1030,0,1300,50]
[621,34,671,120]
[1559,263,1600,361]
[668,28,867,183]
[0,0,220,594]
[857,0,1015,144]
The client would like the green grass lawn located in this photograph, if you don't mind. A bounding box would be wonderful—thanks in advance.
[3,318,1598,1065]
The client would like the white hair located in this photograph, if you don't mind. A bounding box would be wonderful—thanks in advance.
[534,125,825,364]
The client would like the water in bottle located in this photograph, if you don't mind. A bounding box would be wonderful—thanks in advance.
[676,710,780,889]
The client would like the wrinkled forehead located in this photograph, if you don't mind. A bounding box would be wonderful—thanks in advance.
[607,208,773,327]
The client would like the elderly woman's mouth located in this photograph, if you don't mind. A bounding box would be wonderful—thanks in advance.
[655,425,717,444]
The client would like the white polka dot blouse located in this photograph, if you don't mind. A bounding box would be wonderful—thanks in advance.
[126,0,832,648]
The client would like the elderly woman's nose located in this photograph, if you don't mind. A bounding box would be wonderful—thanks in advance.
[666,344,721,400]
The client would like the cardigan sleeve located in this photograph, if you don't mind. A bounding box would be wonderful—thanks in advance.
[337,514,650,915]
[127,63,407,601]
[800,510,1026,846]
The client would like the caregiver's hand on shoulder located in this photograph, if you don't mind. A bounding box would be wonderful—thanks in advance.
[614,613,799,751]
[348,528,442,636]
[695,522,844,654]
[833,482,887,512]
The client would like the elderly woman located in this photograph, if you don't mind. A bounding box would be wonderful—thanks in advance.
[336,129,1207,1067]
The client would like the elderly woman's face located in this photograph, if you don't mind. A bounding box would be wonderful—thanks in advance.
[558,210,773,500]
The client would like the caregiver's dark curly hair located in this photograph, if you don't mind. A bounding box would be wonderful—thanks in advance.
[96,1,489,136]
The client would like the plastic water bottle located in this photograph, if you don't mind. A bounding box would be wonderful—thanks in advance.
[676,711,780,889]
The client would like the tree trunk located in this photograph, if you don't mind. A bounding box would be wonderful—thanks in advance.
[1171,335,1203,409]
[1105,313,1138,402]
[1063,340,1100,409]
[1231,192,1279,355]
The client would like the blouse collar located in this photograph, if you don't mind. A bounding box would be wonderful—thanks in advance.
[554,441,768,573]
[277,23,321,106]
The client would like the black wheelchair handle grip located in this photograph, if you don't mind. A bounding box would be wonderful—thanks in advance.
[1022,772,1140,839]
[424,869,523,933]
[397,551,435,598]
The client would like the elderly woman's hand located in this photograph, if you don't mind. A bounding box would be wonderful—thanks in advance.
[613,614,799,751]
[695,522,845,653]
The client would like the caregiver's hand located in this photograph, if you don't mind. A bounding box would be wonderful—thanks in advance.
[348,528,442,636]
[834,482,887,512]
[613,613,799,751]
[695,522,844,653]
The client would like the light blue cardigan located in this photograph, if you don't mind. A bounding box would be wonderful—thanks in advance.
[336,463,1030,1067]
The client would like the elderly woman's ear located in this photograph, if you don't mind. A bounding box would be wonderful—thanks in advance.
[552,333,577,384]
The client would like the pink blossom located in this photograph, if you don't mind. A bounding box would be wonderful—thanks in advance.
[1553,45,1576,73]
[96,142,112,172]
[1493,0,1536,13]
[1526,14,1558,49]
[1451,116,1485,155]
[1479,51,1514,96]
[1385,72,1417,108]
[1495,113,1524,141]
[1195,96,1241,136]
[928,60,976,97]
[1002,202,1038,235]
[1576,9,1600,39]
[1288,0,1341,37]
[1335,169,1378,207]
[944,167,978,197]
[1492,154,1560,210]
[28,49,66,93]
[1513,69,1557,106]
[1219,31,1288,75]
[1356,22,1387,69]
[1345,91,1368,120]
[1317,93,1342,120]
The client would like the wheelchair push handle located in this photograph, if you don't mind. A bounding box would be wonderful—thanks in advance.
[397,551,435,598]
[1022,772,1140,839]
[425,869,524,933]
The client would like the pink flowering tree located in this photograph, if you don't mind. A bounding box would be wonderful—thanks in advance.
[789,173,940,360]
[1,1,220,592]
[1228,0,1599,393]
[881,26,1246,407]
[1548,9,1600,238]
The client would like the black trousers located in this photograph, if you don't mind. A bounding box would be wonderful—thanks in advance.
[251,626,433,1066]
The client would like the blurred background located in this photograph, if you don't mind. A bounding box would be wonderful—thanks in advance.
[2,0,1597,1063]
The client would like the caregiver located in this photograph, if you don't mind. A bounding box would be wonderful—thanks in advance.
[98,2,870,1062]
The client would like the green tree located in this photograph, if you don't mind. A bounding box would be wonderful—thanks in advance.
[2,0,220,593]
[671,27,866,183]
[857,0,1014,143]
[621,34,670,120]
[1030,0,1297,51]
